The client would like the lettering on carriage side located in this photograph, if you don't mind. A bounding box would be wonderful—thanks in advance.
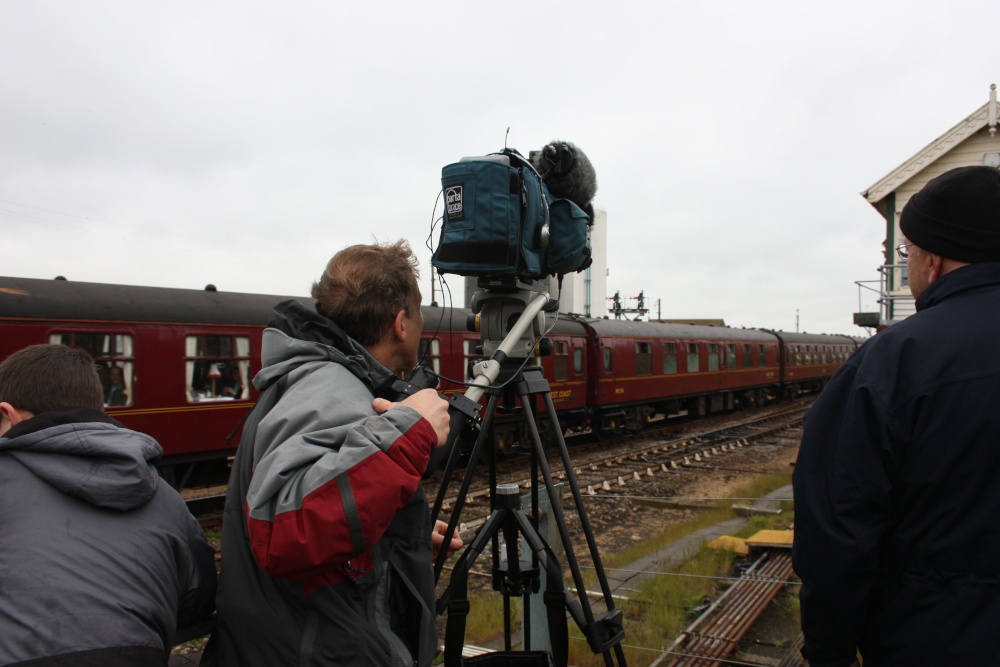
[552,389,573,402]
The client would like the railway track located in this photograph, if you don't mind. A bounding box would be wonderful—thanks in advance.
[654,549,796,667]
[182,485,227,534]
[429,405,808,536]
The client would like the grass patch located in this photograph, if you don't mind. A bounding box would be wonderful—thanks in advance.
[571,544,738,666]
[461,591,522,646]
[584,471,792,586]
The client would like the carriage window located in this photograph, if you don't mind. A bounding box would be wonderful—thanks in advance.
[185,335,251,402]
[687,343,700,373]
[51,332,134,407]
[573,347,584,374]
[707,344,719,372]
[663,343,678,374]
[418,338,441,375]
[795,346,802,366]
[743,344,752,367]
[603,347,612,373]
[554,341,569,381]
[758,344,767,367]
[636,342,652,376]
[463,339,483,381]
[727,344,737,370]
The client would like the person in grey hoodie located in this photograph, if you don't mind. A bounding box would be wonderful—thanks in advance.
[0,343,217,667]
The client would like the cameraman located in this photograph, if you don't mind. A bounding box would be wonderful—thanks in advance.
[205,240,461,667]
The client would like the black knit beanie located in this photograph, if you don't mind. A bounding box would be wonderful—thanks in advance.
[899,166,1000,262]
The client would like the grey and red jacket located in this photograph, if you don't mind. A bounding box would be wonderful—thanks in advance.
[205,301,438,667]
[0,408,217,667]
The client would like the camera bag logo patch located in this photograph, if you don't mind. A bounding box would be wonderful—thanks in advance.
[445,185,464,222]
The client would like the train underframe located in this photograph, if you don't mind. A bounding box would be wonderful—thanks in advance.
[486,381,818,453]
[598,385,782,435]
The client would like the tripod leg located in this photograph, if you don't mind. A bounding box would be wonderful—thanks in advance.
[516,368,627,665]
[431,391,501,582]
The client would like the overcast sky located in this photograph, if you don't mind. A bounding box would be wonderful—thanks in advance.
[2,0,997,336]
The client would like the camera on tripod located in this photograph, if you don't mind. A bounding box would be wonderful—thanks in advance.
[427,143,627,667]
[432,144,597,361]
[432,146,594,283]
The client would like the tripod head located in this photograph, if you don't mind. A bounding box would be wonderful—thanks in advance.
[420,281,557,479]
[469,276,560,360]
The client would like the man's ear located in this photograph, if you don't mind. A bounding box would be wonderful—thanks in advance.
[393,309,408,341]
[0,402,25,423]
[927,252,945,283]
[0,402,30,437]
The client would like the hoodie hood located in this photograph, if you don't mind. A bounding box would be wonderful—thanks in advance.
[0,408,163,511]
[255,299,399,397]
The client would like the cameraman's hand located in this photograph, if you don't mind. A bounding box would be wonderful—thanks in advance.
[372,388,450,447]
[431,520,464,560]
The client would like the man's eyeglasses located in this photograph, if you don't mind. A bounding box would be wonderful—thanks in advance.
[896,242,914,260]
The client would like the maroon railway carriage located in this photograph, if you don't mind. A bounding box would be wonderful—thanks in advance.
[766,330,860,398]
[1,275,867,481]
[582,319,782,431]
[0,276,469,486]
[0,276,315,486]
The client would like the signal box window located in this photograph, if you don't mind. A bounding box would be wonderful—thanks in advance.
[707,344,720,372]
[554,341,569,381]
[662,343,678,374]
[51,332,134,407]
[727,344,737,370]
[687,343,700,373]
[185,335,251,402]
[573,348,584,375]
[603,347,612,373]
[636,342,652,376]
[418,338,441,375]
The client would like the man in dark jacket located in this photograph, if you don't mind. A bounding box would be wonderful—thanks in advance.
[0,343,217,667]
[206,240,458,666]
[793,166,1000,666]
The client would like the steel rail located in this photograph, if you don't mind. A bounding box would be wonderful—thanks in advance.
[655,549,794,667]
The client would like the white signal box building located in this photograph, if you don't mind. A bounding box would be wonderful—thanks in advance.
[857,84,1000,328]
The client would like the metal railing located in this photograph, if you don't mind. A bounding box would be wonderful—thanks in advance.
[855,262,915,328]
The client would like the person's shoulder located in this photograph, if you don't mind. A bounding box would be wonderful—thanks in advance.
[267,359,375,423]
[285,357,369,394]
[146,477,207,531]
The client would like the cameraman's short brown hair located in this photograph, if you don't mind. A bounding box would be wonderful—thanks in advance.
[311,240,420,347]
[0,344,104,414]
